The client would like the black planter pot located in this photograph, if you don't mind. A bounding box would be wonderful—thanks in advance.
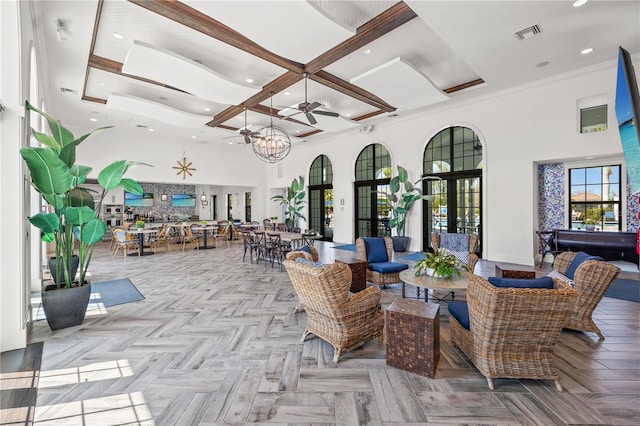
[392,236,410,252]
[48,255,79,285]
[41,281,91,330]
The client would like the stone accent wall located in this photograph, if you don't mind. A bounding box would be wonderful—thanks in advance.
[127,182,196,221]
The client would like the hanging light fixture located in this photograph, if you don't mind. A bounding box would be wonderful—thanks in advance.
[252,94,291,163]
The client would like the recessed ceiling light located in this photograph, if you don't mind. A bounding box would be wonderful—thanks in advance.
[246,78,253,83]
[191,135,197,139]
[573,0,588,7]
[204,107,210,112]
[99,82,106,86]
[89,118,97,122]
[284,92,290,96]
[148,128,154,132]
[581,47,594,55]
[296,130,300,133]
[112,32,124,40]
[363,48,372,55]
[535,61,550,68]
[228,141,233,145]
[345,113,352,117]
[585,156,595,160]
[237,115,243,119]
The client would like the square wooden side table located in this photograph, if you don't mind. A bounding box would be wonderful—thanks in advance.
[386,298,440,378]
[495,265,536,279]
[336,260,367,293]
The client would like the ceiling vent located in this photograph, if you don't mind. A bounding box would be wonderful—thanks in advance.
[515,24,542,40]
[59,86,78,95]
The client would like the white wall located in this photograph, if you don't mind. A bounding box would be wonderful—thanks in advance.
[1,0,28,352]
[269,60,633,265]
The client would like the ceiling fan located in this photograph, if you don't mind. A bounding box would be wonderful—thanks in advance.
[287,73,339,125]
[223,107,260,144]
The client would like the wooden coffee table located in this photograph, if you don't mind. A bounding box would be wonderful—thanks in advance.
[399,269,470,303]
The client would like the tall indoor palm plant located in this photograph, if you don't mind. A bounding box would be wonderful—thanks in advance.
[383,165,438,251]
[21,101,145,329]
[271,175,306,230]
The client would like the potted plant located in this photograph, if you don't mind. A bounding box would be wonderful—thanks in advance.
[583,218,598,231]
[135,219,146,230]
[21,101,145,330]
[414,248,462,279]
[382,165,437,252]
[271,175,306,231]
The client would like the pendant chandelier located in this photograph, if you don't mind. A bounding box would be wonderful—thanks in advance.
[252,94,291,163]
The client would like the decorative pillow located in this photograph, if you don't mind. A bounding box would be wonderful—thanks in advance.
[547,270,574,287]
[448,301,470,330]
[450,251,469,265]
[299,245,312,254]
[440,233,469,252]
[564,251,604,280]
[295,257,325,268]
[488,276,554,289]
[363,237,388,263]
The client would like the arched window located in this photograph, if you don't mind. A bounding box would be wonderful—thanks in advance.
[423,126,483,252]
[308,155,333,241]
[354,144,392,238]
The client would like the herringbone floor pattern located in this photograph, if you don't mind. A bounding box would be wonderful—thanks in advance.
[21,240,640,425]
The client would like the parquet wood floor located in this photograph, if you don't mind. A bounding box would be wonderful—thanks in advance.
[16,240,640,425]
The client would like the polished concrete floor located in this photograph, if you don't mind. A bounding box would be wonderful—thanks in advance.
[3,239,639,425]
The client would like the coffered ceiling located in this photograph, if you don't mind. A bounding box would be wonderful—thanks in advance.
[30,0,640,145]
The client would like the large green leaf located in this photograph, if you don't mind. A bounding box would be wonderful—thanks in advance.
[97,160,127,190]
[81,219,106,245]
[389,176,400,193]
[26,101,75,149]
[20,147,72,198]
[65,206,96,226]
[119,178,143,195]
[397,166,408,183]
[69,187,96,209]
[28,213,59,233]
[31,129,61,151]
[70,165,92,179]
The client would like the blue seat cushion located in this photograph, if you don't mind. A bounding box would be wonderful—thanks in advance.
[295,257,325,268]
[368,261,408,274]
[448,301,470,330]
[299,245,312,254]
[488,276,554,289]
[363,237,388,263]
[564,251,604,280]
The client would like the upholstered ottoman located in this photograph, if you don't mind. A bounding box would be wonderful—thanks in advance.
[386,298,440,378]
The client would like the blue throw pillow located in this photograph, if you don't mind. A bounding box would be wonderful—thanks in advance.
[488,276,554,289]
[363,237,388,263]
[299,245,312,254]
[294,257,325,268]
[448,301,470,330]
[564,251,604,280]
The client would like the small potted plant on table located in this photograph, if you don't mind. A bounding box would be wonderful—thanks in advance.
[413,248,462,279]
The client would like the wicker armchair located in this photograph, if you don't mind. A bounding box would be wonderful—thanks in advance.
[431,232,479,273]
[450,274,577,391]
[284,252,384,363]
[355,237,408,286]
[553,251,621,339]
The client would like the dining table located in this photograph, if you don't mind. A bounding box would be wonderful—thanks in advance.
[196,225,219,249]
[273,232,322,248]
[126,228,158,256]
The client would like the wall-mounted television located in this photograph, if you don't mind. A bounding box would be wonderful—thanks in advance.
[124,192,154,207]
[615,46,640,195]
[171,193,196,207]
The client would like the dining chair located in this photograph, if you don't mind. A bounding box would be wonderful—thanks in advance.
[241,230,259,263]
[112,228,140,259]
[179,226,200,251]
[253,231,267,264]
[301,232,317,247]
[149,224,171,253]
[215,220,230,248]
